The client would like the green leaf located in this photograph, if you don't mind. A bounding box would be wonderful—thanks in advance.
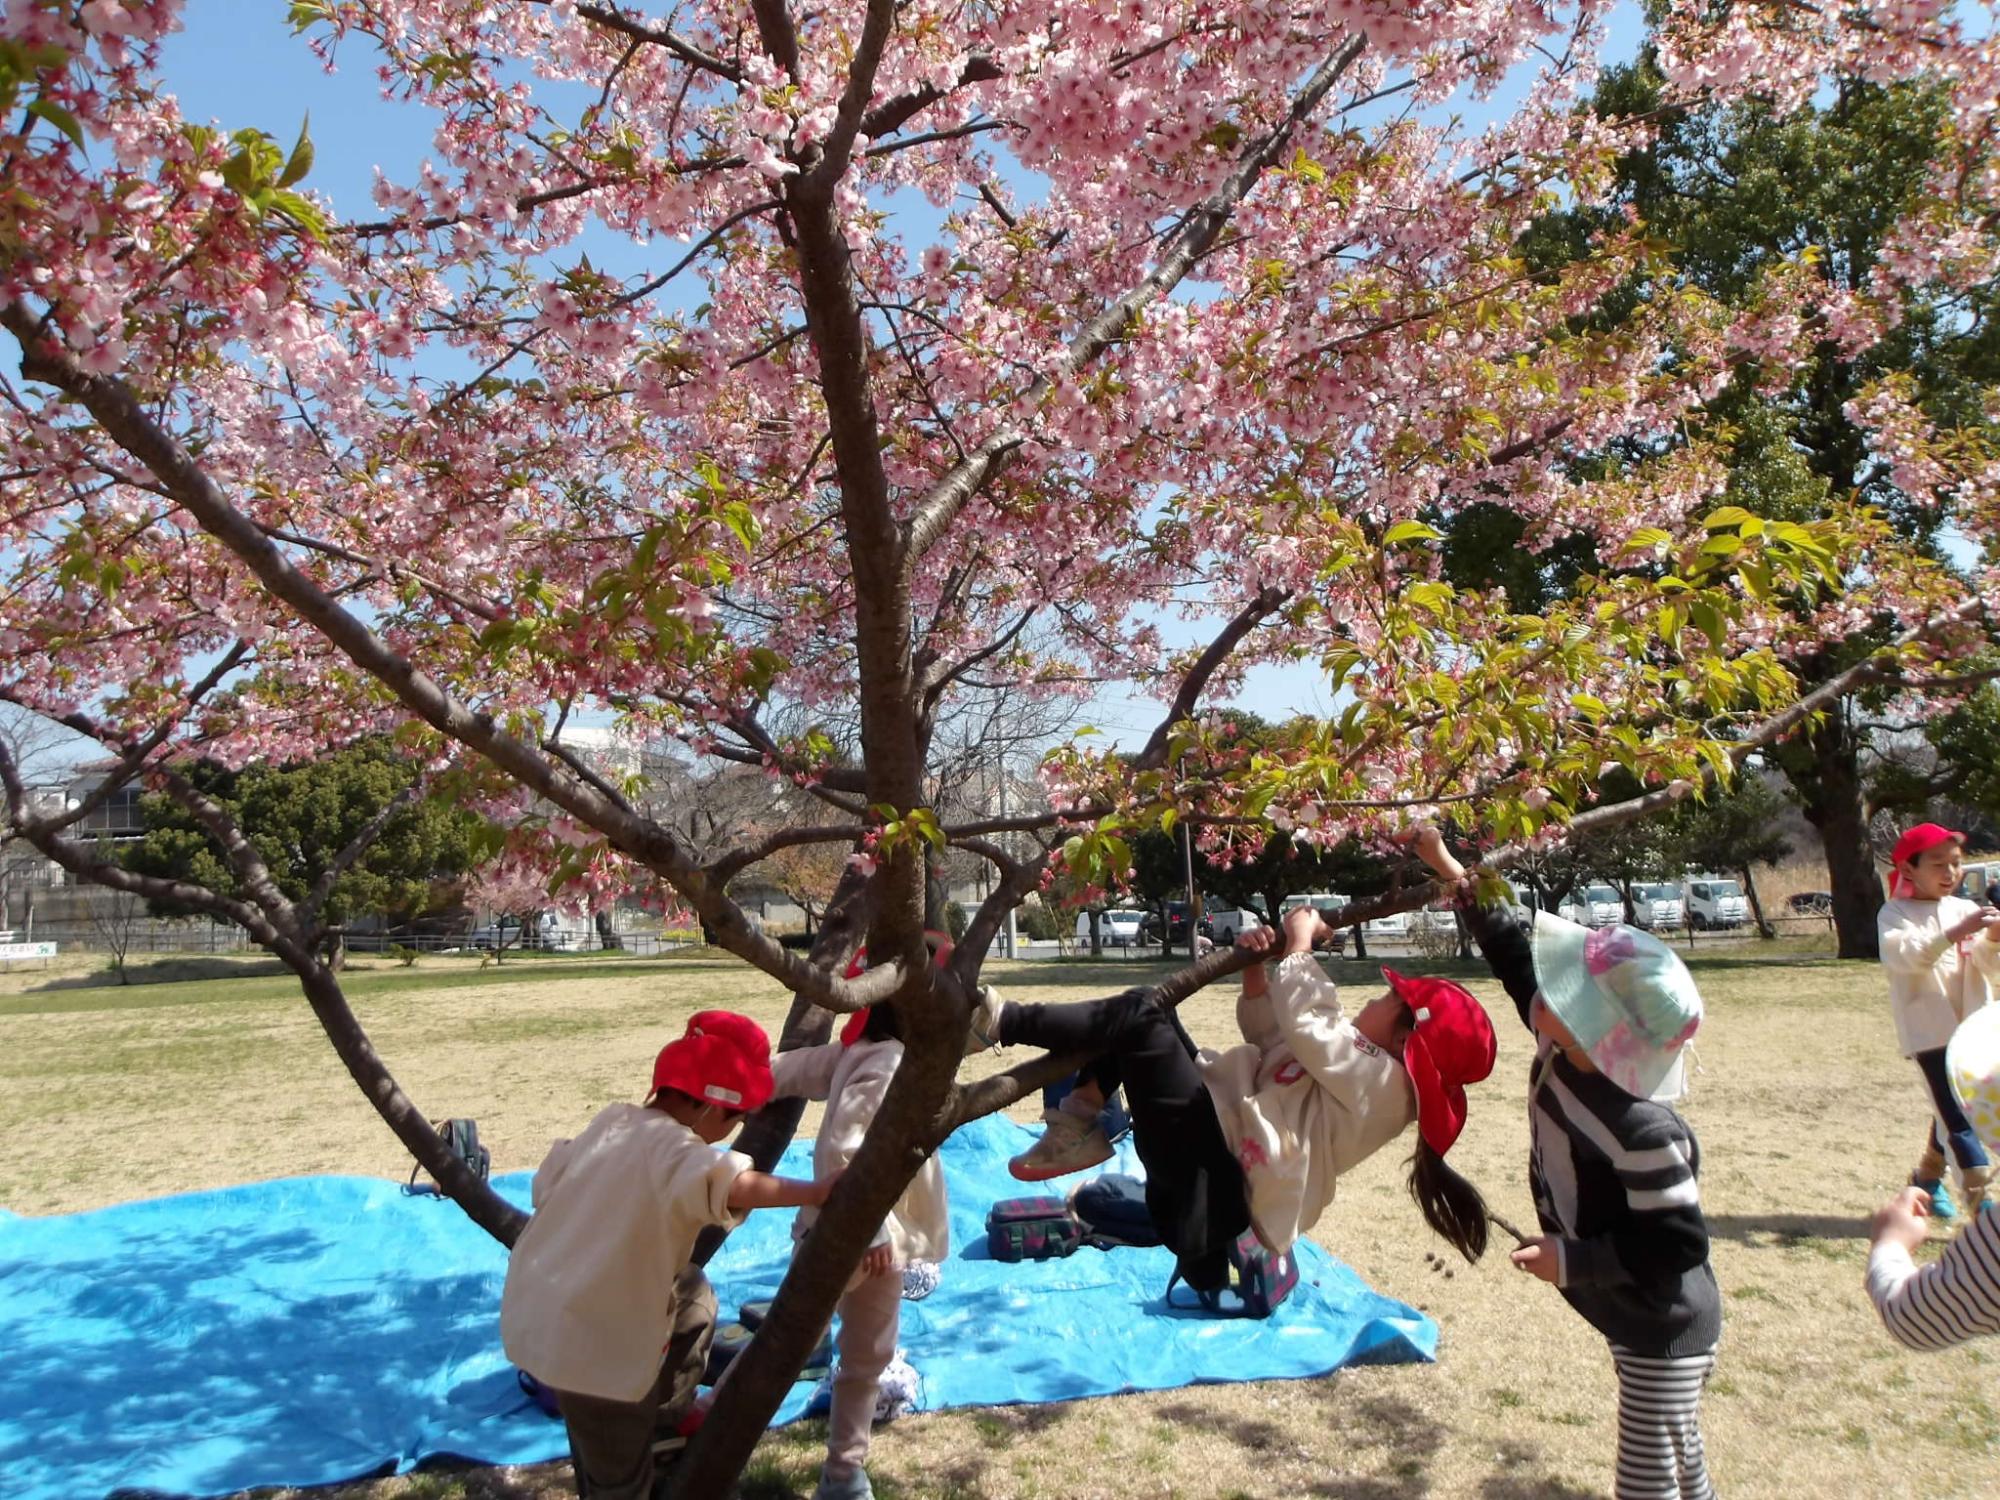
[1383,519,1442,546]
[1701,505,1756,530]
[26,97,85,152]
[1623,526,1672,553]
[269,190,329,242]
[278,114,314,187]
[1160,807,1178,838]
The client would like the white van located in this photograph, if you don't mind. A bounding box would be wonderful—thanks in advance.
[1684,877,1748,929]
[1076,908,1147,948]
[1630,882,1686,931]
[1207,907,1265,945]
[1957,861,2000,902]
[1278,892,1351,952]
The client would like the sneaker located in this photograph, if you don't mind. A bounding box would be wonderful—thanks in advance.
[964,985,1003,1056]
[1915,1176,1959,1221]
[1009,1108,1114,1181]
[811,1467,875,1500]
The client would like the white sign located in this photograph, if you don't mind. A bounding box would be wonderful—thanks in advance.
[0,942,58,962]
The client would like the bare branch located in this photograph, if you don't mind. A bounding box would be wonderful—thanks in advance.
[1130,586,1291,772]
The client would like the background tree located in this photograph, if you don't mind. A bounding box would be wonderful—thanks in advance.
[121,742,485,962]
[1518,51,2000,957]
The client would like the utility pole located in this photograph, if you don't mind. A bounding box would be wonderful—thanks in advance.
[997,748,1018,959]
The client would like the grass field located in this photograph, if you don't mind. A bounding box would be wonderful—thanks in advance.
[3,944,1997,1499]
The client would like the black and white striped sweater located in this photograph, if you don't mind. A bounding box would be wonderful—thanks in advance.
[1869,1206,2000,1349]
[1462,899,1723,1357]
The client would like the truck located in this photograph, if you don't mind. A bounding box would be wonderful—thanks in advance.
[1562,883,1623,928]
[1684,876,1749,930]
[1630,881,1687,931]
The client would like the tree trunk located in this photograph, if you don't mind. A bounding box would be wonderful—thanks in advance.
[1784,715,1883,959]
[691,864,875,1266]
[1740,864,1776,940]
[291,955,528,1245]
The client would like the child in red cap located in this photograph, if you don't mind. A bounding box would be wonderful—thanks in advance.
[983,903,1497,1293]
[1880,822,2000,1218]
[501,1011,835,1500]
[1417,828,1718,1500]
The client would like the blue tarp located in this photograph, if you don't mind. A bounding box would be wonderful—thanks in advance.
[0,1115,1436,1500]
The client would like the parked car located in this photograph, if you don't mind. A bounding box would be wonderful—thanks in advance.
[469,913,571,951]
[1630,882,1686,931]
[1685,877,1749,929]
[1787,890,1834,915]
[1142,901,1214,946]
[1075,908,1147,948]
[1207,907,1265,945]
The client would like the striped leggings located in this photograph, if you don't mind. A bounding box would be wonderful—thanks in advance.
[1609,1342,1717,1500]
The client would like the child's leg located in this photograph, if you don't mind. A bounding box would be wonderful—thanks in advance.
[557,1266,717,1500]
[823,1265,903,1483]
[999,990,1248,1283]
[1914,1045,1992,1177]
[1608,1342,1717,1500]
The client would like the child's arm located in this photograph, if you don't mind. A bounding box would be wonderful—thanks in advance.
[1235,923,1282,1050]
[728,1168,836,1211]
[1413,827,1537,1029]
[768,1040,843,1102]
[1881,899,2000,972]
[1867,1184,2000,1350]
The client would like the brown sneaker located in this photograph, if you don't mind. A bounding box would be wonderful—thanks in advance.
[1008,1108,1114,1181]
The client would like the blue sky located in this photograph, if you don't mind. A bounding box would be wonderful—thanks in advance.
[153,3,1649,750]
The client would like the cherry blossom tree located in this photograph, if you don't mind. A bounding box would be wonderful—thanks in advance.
[2,0,1997,1487]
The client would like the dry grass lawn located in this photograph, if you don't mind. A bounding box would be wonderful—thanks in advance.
[3,943,1997,1499]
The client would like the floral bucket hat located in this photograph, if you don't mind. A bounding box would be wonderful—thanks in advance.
[1530,914,1704,1099]
[1947,1002,2000,1155]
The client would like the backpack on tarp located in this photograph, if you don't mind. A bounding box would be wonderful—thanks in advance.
[1069,1173,1161,1248]
[984,1196,1082,1261]
[405,1117,491,1196]
[1165,1229,1299,1318]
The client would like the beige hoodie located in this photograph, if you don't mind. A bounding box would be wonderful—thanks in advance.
[1878,895,2000,1056]
[500,1103,748,1402]
[1197,952,1416,1254]
[771,1037,950,1271]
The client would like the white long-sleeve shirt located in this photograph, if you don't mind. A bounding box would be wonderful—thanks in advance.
[770,1036,950,1267]
[1198,954,1416,1255]
[501,1103,748,1402]
[1877,896,2000,1056]
[1868,1209,2000,1349]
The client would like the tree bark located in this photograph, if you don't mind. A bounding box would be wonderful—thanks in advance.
[1784,715,1883,959]
[1739,864,1776,940]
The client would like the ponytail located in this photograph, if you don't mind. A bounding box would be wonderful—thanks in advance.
[1408,1140,1489,1263]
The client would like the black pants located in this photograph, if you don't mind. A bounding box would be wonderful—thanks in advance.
[999,989,1248,1289]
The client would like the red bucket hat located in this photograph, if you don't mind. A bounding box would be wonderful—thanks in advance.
[651,1010,773,1113]
[1889,822,1965,897]
[1383,968,1496,1156]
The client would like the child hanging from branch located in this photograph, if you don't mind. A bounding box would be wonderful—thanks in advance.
[1414,827,1720,1500]
[976,903,1498,1293]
